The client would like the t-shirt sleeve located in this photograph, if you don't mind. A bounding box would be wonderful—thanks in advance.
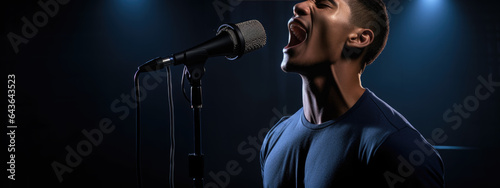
[368,127,445,188]
[260,139,267,179]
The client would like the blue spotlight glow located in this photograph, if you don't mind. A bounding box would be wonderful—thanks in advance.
[433,145,478,150]
[421,0,443,6]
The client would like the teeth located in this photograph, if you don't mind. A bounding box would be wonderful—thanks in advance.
[290,24,306,42]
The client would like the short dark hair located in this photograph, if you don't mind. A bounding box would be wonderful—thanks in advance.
[347,0,390,66]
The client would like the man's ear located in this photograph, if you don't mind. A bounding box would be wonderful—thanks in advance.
[346,28,374,48]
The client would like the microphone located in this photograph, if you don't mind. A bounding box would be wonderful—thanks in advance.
[139,20,267,72]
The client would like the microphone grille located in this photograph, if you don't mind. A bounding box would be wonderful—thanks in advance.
[235,20,267,53]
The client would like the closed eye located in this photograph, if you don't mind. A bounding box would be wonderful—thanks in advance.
[316,3,330,8]
[315,0,336,9]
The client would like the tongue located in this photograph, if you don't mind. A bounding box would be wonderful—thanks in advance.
[288,23,307,47]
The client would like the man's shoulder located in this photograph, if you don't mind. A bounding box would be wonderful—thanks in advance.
[260,108,306,158]
[361,90,438,160]
[361,91,444,187]
[261,109,299,147]
[364,89,415,131]
[354,89,425,163]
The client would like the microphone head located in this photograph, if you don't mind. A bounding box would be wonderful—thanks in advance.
[236,20,267,54]
[217,20,267,60]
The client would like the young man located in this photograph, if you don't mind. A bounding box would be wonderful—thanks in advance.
[260,0,445,187]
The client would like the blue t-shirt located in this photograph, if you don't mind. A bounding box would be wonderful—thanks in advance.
[260,89,444,188]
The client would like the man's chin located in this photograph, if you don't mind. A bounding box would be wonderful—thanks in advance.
[281,54,301,73]
[281,56,290,72]
[281,58,301,73]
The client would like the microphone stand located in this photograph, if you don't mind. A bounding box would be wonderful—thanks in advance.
[185,60,207,188]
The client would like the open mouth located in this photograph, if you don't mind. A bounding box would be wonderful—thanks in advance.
[285,22,307,49]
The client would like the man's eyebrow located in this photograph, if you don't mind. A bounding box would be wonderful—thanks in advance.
[328,0,338,7]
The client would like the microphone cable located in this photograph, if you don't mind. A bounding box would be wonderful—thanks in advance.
[166,65,176,188]
[133,70,143,188]
[134,64,176,188]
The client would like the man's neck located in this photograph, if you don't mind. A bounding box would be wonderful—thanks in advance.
[301,62,365,124]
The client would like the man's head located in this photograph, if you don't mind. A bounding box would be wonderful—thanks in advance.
[281,0,389,75]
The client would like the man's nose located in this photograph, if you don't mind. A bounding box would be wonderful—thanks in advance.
[293,1,311,17]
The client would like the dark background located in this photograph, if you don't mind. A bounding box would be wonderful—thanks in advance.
[2,0,500,187]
